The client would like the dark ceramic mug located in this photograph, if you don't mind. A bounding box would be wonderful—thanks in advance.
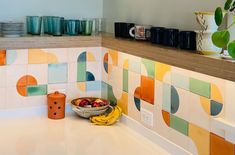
[114,22,135,38]
[179,31,196,51]
[150,27,165,44]
[163,28,179,47]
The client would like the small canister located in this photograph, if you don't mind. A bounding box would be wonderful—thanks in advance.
[47,91,66,119]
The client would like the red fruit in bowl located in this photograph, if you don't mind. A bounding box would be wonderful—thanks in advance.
[79,99,90,107]
[92,102,101,107]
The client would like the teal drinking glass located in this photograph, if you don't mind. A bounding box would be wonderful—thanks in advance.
[26,16,31,34]
[67,20,80,36]
[52,17,64,36]
[47,16,53,35]
[29,16,42,35]
[81,20,93,36]
[42,16,49,34]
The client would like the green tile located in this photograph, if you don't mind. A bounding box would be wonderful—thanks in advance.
[163,83,171,112]
[123,69,128,92]
[27,85,47,96]
[101,82,108,99]
[77,62,86,82]
[108,84,117,106]
[142,58,155,78]
[172,72,189,90]
[170,115,188,136]
[189,78,211,98]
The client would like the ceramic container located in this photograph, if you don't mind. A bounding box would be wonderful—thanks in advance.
[195,12,218,31]
[129,25,151,40]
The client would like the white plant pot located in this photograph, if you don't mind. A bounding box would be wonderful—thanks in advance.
[195,12,218,31]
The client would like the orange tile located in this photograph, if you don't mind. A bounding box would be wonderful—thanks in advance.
[162,110,170,126]
[0,50,6,66]
[16,86,27,97]
[134,87,141,99]
[103,53,108,63]
[141,76,154,104]
[210,133,235,155]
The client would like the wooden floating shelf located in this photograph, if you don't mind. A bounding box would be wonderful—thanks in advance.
[0,33,235,82]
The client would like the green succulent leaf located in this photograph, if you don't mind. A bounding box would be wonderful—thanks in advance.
[212,30,230,48]
[215,7,223,26]
[228,41,235,58]
[233,1,235,6]
[224,0,233,10]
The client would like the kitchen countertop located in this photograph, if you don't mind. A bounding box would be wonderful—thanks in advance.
[0,110,171,155]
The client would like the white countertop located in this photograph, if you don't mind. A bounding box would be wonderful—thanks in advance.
[0,110,171,155]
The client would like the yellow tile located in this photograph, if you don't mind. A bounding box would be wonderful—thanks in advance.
[189,123,210,155]
[118,92,128,115]
[200,96,211,115]
[77,82,86,92]
[123,59,129,69]
[155,62,171,81]
[211,84,223,104]
[87,52,96,61]
[28,49,47,64]
[108,49,118,66]
[47,53,58,63]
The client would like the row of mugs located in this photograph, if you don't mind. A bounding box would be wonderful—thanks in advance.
[115,22,196,51]
[27,16,102,36]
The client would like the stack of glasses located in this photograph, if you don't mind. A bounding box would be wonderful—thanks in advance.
[1,22,24,37]
[26,16,102,36]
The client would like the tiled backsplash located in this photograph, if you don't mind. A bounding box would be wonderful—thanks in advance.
[1,47,235,155]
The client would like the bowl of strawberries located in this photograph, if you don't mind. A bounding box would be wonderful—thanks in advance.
[71,97,110,118]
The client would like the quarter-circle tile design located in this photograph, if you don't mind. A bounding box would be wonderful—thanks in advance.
[171,86,179,114]
[16,75,37,96]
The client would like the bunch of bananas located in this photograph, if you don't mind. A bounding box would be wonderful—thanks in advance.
[90,106,122,126]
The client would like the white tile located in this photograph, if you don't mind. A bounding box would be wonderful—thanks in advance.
[189,93,211,131]
[128,94,141,122]
[46,48,68,64]
[128,71,141,96]
[87,61,102,81]
[118,51,129,68]
[0,88,6,109]
[0,66,6,88]
[25,95,47,107]
[154,80,163,108]
[6,65,27,87]
[225,80,235,124]
[6,49,28,65]
[68,62,77,83]
[47,84,67,94]
[108,65,123,91]
[68,48,86,63]
[86,90,101,98]
[67,83,86,103]
[6,87,26,109]
[27,64,48,84]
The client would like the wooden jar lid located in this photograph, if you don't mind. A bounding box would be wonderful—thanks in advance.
[47,91,66,99]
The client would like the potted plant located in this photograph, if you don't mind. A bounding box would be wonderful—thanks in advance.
[212,0,235,58]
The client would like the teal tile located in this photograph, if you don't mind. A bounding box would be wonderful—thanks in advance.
[27,85,47,96]
[48,63,68,84]
[142,58,155,78]
[171,86,179,114]
[77,62,86,82]
[172,72,189,90]
[170,115,188,136]
[163,83,171,112]
[123,69,128,92]
[189,78,211,98]
[6,50,17,65]
[86,71,95,81]
[134,97,141,111]
[77,51,86,62]
[211,100,223,116]
[129,60,141,74]
[86,81,101,91]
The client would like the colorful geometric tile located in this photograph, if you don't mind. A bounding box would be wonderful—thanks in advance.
[7,65,27,87]
[128,94,141,122]
[200,96,211,115]
[6,49,28,65]
[27,64,48,84]
[77,82,86,92]
[77,52,86,62]
[108,49,118,66]
[189,78,211,98]
[210,100,223,116]
[0,50,6,66]
[163,83,171,112]
[16,75,37,97]
[28,49,48,64]
[155,62,171,82]
[211,84,223,103]
[123,59,129,70]
[128,71,141,96]
[117,92,128,115]
[101,81,108,99]
[0,67,6,88]
[171,72,189,90]
[103,53,108,63]
[86,71,95,81]
[134,87,141,99]
[188,123,210,155]
[48,63,68,84]
[162,110,170,126]
[87,52,96,61]
[171,86,179,114]
[123,69,128,92]
[86,81,101,91]
[77,62,86,82]
[210,133,235,155]
[46,48,67,64]
[103,62,108,74]
[129,60,141,74]
[27,85,47,96]
[170,114,188,136]
[140,76,154,104]
[141,58,155,78]
[134,97,141,111]
[87,61,101,81]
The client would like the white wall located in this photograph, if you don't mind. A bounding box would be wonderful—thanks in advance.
[0,0,103,22]
[103,0,223,32]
